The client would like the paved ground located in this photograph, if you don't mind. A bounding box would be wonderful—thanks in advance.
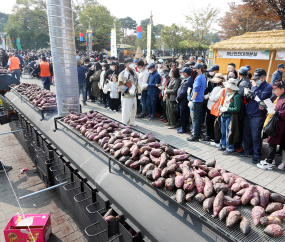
[19,75,285,197]
[0,123,88,241]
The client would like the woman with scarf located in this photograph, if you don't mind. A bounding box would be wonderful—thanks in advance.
[219,78,241,155]
[90,62,102,102]
[257,81,285,170]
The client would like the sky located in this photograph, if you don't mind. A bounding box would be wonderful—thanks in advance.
[1,0,234,30]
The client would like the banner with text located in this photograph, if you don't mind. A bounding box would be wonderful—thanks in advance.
[217,50,270,60]
[275,50,285,60]
[111,28,117,57]
[146,24,152,64]
[86,30,92,58]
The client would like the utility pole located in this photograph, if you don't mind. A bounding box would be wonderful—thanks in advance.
[150,11,153,25]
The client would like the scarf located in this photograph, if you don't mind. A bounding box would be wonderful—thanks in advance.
[223,91,236,109]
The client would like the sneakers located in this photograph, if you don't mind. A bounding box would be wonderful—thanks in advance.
[239,152,254,158]
[235,146,244,153]
[148,117,155,121]
[83,103,87,106]
[168,125,176,129]
[257,161,273,170]
[201,137,211,142]
[0,165,12,172]
[187,136,199,142]
[210,142,220,148]
[218,147,226,151]
[177,126,182,131]
[130,123,138,127]
[223,150,234,155]
[278,163,285,170]
[177,129,186,134]
[276,150,282,156]
[251,158,260,164]
[113,110,117,112]
[260,159,275,166]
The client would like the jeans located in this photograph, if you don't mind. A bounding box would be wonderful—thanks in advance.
[79,83,87,104]
[193,102,203,138]
[179,99,189,131]
[243,115,265,159]
[221,116,234,151]
[12,69,21,81]
[140,90,148,114]
[146,94,158,117]
[41,76,51,90]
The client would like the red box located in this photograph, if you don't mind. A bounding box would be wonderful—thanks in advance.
[4,214,51,242]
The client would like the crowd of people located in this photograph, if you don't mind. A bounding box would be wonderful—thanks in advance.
[2,48,285,172]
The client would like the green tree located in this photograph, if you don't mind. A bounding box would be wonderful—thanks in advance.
[118,17,137,37]
[76,3,122,51]
[6,0,49,49]
[121,35,136,48]
[185,4,219,52]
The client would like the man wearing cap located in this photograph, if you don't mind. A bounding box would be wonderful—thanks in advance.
[187,63,207,141]
[176,67,193,133]
[271,63,284,85]
[145,63,161,121]
[241,68,272,163]
[118,58,138,126]
[207,64,219,79]
[197,57,203,64]
[237,66,251,97]
[136,60,150,118]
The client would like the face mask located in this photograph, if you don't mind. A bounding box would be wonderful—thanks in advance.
[193,70,198,76]
[110,66,115,70]
[181,74,185,79]
[134,64,137,67]
[157,64,161,68]
[169,73,173,78]
[257,79,262,87]
[149,70,153,74]
[137,68,142,72]
[209,72,214,76]
[129,63,134,69]
[85,64,88,66]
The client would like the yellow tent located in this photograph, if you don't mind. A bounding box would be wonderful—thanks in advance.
[209,30,285,81]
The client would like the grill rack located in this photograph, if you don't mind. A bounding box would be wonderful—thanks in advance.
[8,85,57,120]
[54,113,285,242]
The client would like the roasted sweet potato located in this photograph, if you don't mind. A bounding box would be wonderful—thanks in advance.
[219,206,237,221]
[208,168,221,179]
[264,224,284,237]
[265,203,283,214]
[211,176,224,185]
[252,206,265,226]
[205,159,216,167]
[214,183,228,193]
[194,172,205,194]
[270,208,285,220]
[241,185,255,205]
[260,216,281,226]
[183,178,195,192]
[231,183,241,193]
[142,164,155,175]
[186,189,197,202]
[213,191,224,217]
[152,177,165,188]
[176,189,185,204]
[270,193,285,203]
[240,217,251,235]
[152,168,161,180]
[203,196,215,212]
[226,211,241,228]
[195,193,206,204]
[175,174,185,189]
[165,178,175,191]
[203,176,214,198]
[250,191,260,206]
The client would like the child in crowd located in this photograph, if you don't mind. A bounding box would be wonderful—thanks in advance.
[109,74,119,112]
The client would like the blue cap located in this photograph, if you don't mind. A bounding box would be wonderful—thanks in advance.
[134,59,139,63]
[245,65,251,70]
[182,67,192,75]
[158,59,164,63]
[192,63,203,70]
[238,66,249,75]
[147,63,155,69]
[207,64,219,72]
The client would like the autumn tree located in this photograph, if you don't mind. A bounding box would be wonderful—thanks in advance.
[118,17,137,37]
[244,0,285,29]
[219,2,282,39]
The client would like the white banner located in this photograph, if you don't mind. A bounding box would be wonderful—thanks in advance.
[146,24,152,64]
[111,28,117,57]
[217,50,270,60]
[276,50,285,60]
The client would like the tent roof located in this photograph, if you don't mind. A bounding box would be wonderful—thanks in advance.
[210,30,285,50]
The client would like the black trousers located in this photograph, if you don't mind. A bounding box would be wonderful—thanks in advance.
[110,98,119,111]
[267,143,277,163]
[206,109,215,140]
[161,99,167,120]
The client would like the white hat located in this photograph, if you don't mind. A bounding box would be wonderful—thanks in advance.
[223,78,239,91]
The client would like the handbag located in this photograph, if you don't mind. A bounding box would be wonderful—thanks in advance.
[264,113,278,137]
[211,89,225,117]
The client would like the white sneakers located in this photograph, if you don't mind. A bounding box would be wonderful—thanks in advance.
[257,159,275,170]
[210,142,220,148]
[278,163,285,170]
[130,123,138,127]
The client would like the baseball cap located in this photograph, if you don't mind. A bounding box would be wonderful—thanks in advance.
[207,64,220,72]
[124,57,133,63]
[147,63,155,69]
[134,59,139,63]
[245,65,251,70]
[192,63,203,69]
[238,66,249,75]
[198,57,202,60]
[278,63,285,68]
[189,61,196,66]
[158,59,164,63]
[110,61,116,66]
[161,68,169,77]
[252,68,266,80]
[182,67,192,75]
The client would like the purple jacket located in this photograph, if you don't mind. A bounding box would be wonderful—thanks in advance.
[268,93,285,145]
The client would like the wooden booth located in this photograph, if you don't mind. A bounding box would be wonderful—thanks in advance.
[209,30,285,81]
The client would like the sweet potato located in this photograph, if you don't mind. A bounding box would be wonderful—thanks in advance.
[252,206,265,226]
[167,164,178,173]
[203,177,214,198]
[114,149,122,159]
[227,177,235,188]
[105,215,115,223]
[173,154,191,161]
[165,146,174,156]
[186,189,197,202]
[120,147,130,156]
[264,224,284,237]
[250,191,260,206]
[193,169,207,177]
[113,143,124,151]
[203,196,215,212]
[266,203,283,214]
[103,208,113,219]
[165,178,175,191]
[226,211,241,228]
[161,167,168,177]
[240,181,249,189]
[198,165,210,173]
[208,168,221,179]
[131,146,140,159]
[176,189,185,204]
[130,161,139,169]
[183,178,195,192]
[137,156,151,166]
[152,168,161,180]
[150,154,161,166]
[123,141,134,148]
[167,159,177,167]
[236,188,247,196]
[148,142,160,148]
[221,172,230,184]
[260,216,281,226]
[175,174,185,189]
[192,159,203,166]
[231,183,241,193]
[219,206,237,220]
[214,183,228,193]
[205,159,216,167]
[150,149,163,157]
[194,172,205,194]
[259,188,270,208]
[241,185,255,205]
[211,176,224,185]
[195,193,206,204]
[224,196,241,206]
[270,208,285,220]
[213,191,224,217]
[152,177,165,188]
[119,156,130,164]
[146,170,153,179]
[240,217,251,235]
[158,153,167,169]
[225,189,233,198]
[182,167,194,179]
[270,193,285,203]
[142,164,155,175]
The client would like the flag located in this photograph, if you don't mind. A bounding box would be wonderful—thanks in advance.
[80,33,83,41]
[137,26,142,39]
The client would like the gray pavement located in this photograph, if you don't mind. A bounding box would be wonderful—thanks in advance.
[0,124,88,241]
[18,75,285,197]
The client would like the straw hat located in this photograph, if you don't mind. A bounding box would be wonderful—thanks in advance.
[223,78,239,91]
[211,73,225,83]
